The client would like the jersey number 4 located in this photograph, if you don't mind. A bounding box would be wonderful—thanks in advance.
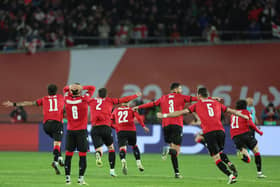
[118,111,128,123]
[48,98,58,112]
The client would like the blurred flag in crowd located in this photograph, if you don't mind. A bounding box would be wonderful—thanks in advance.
[272,22,280,38]
[24,0,32,5]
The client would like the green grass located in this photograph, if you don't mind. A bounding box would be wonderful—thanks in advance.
[0,152,279,187]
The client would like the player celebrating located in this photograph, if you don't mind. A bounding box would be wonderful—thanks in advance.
[157,87,249,184]
[111,102,149,175]
[89,88,141,177]
[230,100,266,178]
[64,83,95,185]
[133,82,199,178]
[3,84,65,174]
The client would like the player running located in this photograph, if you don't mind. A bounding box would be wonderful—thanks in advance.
[133,82,201,178]
[88,88,141,177]
[230,100,266,178]
[111,102,149,175]
[3,84,65,174]
[157,87,249,184]
[64,83,95,185]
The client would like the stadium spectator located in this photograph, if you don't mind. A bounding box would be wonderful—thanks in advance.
[98,18,111,46]
[261,102,279,125]
[9,106,27,123]
[0,0,280,50]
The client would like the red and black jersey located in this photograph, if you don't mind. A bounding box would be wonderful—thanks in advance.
[64,85,95,130]
[138,93,197,127]
[188,98,227,134]
[89,94,138,127]
[230,109,261,138]
[111,106,145,132]
[36,94,64,123]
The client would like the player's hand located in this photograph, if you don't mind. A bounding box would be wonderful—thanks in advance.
[259,131,263,136]
[2,101,13,107]
[143,126,150,133]
[136,92,142,97]
[132,106,139,111]
[157,112,163,119]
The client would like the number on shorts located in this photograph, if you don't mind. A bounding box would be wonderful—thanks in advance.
[231,116,239,129]
[96,98,102,110]
[48,98,58,112]
[118,111,128,123]
[207,103,214,117]
[72,106,78,119]
[169,99,174,112]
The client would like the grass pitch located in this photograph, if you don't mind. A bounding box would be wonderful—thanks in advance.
[0,152,279,187]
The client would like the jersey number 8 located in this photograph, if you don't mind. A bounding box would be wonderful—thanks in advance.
[72,106,78,119]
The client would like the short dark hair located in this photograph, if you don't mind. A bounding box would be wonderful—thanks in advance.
[170,82,180,90]
[197,87,208,98]
[48,84,57,95]
[98,88,107,98]
[236,100,247,110]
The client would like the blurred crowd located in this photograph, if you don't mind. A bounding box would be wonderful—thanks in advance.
[0,0,280,51]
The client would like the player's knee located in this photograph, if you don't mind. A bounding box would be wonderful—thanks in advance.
[212,153,220,162]
[108,144,114,150]
[252,145,259,154]
[169,149,177,156]
[53,141,61,146]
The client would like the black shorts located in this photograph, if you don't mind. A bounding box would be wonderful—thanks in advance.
[91,125,113,148]
[233,131,258,150]
[163,125,183,145]
[66,130,88,152]
[117,131,137,147]
[43,120,63,141]
[249,128,256,138]
[203,130,225,156]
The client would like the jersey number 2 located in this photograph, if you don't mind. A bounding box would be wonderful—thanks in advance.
[118,111,128,123]
[96,98,102,110]
[48,98,58,112]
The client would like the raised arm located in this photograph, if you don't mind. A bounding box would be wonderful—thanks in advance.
[157,108,190,119]
[3,100,37,107]
[118,92,141,103]
[83,85,96,97]
[248,119,263,135]
[226,108,249,120]
[134,111,149,133]
[133,98,160,111]
[63,86,70,95]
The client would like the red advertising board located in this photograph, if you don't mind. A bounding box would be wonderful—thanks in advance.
[0,51,70,122]
[0,124,38,151]
[106,44,280,115]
